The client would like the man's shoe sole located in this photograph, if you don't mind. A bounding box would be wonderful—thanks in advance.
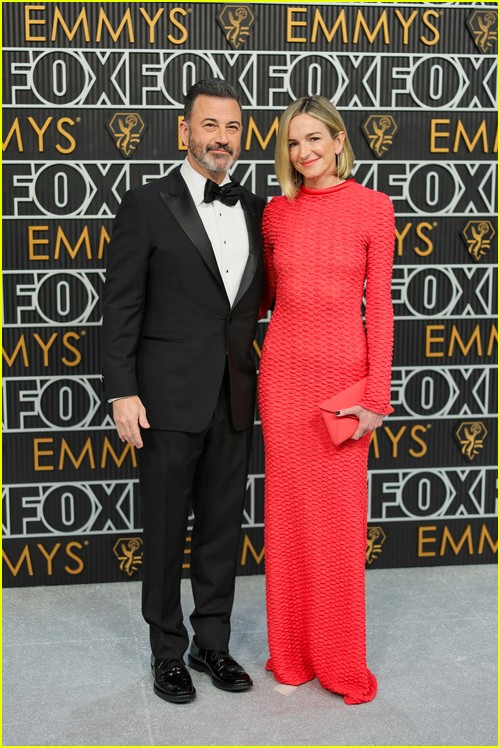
[153,683,196,703]
[188,655,252,692]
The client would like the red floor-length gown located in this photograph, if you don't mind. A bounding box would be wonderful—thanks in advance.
[258,180,395,704]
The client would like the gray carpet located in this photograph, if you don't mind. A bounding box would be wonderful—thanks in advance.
[2,565,497,746]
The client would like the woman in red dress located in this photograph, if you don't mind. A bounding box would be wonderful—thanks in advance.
[259,96,395,704]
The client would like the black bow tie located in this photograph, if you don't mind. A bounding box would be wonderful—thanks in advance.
[204,179,241,207]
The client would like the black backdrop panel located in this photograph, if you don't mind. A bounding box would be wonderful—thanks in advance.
[2,1,497,586]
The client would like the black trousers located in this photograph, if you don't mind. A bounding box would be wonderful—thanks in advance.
[138,369,252,659]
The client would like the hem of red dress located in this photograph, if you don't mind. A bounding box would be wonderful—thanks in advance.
[265,658,315,686]
[341,670,378,705]
[267,659,378,704]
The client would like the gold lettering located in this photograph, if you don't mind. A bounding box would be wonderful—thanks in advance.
[311,8,348,44]
[25,4,46,42]
[487,325,497,356]
[2,119,23,151]
[287,7,307,43]
[421,10,441,46]
[395,222,412,256]
[430,119,450,153]
[383,425,407,458]
[98,226,110,260]
[240,535,265,565]
[55,226,92,260]
[59,438,95,470]
[37,543,61,575]
[65,542,85,574]
[245,116,279,151]
[56,118,76,154]
[425,325,445,358]
[440,525,473,556]
[2,546,34,576]
[369,429,380,459]
[453,119,489,153]
[418,526,436,557]
[51,6,90,42]
[409,425,428,458]
[96,8,134,43]
[478,525,498,554]
[448,325,482,357]
[34,437,54,471]
[168,7,188,45]
[138,7,164,44]
[415,222,434,256]
[182,535,192,569]
[33,332,58,366]
[61,332,82,367]
[29,225,50,260]
[2,336,30,367]
[27,116,52,151]
[100,437,137,469]
[353,10,389,45]
[394,9,418,45]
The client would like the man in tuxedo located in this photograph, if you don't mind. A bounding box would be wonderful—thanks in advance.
[102,79,264,703]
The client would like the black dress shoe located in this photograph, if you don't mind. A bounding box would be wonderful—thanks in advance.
[151,656,196,703]
[188,643,253,692]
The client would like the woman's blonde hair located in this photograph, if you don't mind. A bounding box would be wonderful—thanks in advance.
[275,96,355,200]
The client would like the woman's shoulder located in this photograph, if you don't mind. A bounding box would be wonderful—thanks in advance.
[263,194,290,220]
[350,181,393,212]
[264,194,289,211]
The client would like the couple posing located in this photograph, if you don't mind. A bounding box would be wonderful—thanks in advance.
[102,79,395,706]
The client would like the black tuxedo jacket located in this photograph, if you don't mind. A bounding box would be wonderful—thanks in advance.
[102,166,264,432]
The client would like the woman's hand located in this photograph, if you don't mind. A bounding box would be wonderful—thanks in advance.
[334,405,385,440]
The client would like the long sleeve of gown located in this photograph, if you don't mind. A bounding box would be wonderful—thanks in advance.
[358,192,395,414]
[259,203,277,319]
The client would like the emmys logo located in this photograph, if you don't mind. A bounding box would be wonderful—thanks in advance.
[361,115,397,158]
[455,422,488,461]
[113,537,143,576]
[366,527,386,564]
[217,5,255,49]
[461,220,495,261]
[466,11,497,53]
[107,113,146,158]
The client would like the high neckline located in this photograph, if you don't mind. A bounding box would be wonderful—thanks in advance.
[300,179,355,196]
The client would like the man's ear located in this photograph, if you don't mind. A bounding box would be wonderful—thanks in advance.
[179,118,189,148]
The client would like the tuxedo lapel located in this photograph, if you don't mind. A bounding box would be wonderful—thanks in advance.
[159,168,224,288]
[232,190,260,309]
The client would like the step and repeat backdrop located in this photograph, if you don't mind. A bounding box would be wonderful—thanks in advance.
[2,1,498,586]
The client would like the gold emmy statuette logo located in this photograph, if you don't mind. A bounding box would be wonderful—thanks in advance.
[107,113,146,158]
[455,422,488,461]
[461,220,495,261]
[366,527,386,565]
[466,10,497,53]
[361,115,398,158]
[217,5,255,49]
[113,537,143,576]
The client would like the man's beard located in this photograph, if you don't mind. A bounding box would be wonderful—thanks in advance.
[188,135,238,175]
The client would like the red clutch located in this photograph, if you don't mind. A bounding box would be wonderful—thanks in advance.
[319,377,393,446]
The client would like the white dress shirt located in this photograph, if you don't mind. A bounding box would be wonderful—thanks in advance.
[180,158,249,307]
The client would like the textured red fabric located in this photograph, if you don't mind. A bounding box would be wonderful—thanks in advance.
[258,180,395,705]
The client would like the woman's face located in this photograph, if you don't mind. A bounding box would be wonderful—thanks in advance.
[287,113,345,188]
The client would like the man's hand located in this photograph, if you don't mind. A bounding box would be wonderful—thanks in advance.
[113,396,150,449]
